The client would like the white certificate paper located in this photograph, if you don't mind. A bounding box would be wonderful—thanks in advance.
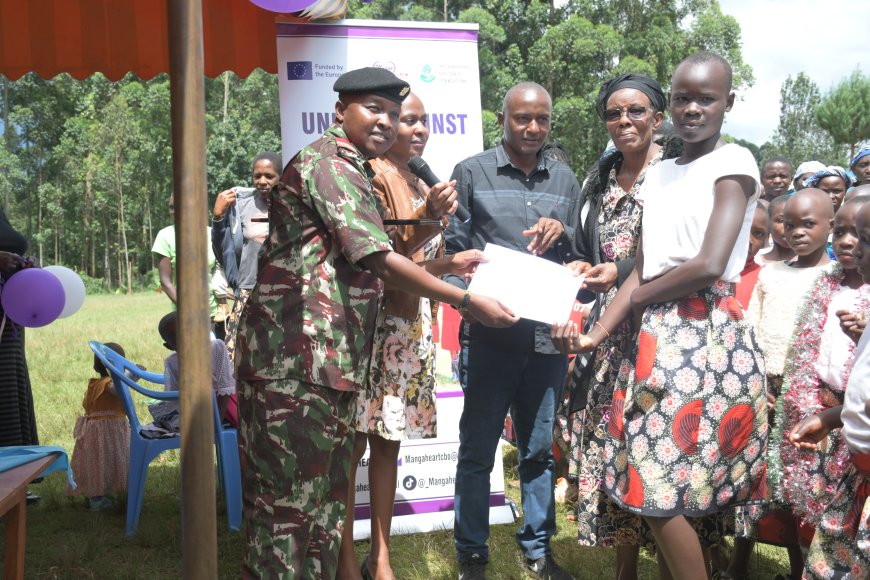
[466,243,584,324]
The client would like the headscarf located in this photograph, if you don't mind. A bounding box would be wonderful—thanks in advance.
[802,165,855,189]
[596,73,666,121]
[852,148,870,168]
[792,161,826,189]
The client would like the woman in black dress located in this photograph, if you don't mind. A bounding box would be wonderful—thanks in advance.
[0,208,38,449]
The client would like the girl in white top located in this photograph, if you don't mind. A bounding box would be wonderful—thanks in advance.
[788,199,870,579]
[552,52,766,579]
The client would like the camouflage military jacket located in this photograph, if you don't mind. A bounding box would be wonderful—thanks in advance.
[235,125,393,391]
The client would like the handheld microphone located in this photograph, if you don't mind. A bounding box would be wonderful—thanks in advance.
[407,156,471,224]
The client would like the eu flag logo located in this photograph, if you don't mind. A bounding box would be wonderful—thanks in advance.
[287,61,313,80]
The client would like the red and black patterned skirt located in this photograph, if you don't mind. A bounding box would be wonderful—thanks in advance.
[602,281,768,517]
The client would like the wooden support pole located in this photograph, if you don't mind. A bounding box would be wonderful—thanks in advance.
[166,1,217,577]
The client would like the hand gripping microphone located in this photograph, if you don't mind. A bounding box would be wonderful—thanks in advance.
[407,156,471,224]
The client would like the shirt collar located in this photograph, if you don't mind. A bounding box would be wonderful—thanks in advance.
[495,141,548,175]
[328,124,373,177]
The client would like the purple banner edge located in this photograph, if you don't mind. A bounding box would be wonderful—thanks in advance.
[276,22,478,42]
[354,493,506,520]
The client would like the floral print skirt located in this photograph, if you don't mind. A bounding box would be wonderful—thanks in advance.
[556,326,656,547]
[803,452,870,579]
[602,281,769,517]
[356,299,436,441]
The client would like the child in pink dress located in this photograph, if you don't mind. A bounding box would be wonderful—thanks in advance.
[67,342,130,511]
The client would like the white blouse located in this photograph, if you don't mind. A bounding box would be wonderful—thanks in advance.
[639,144,760,283]
[842,329,870,454]
[814,286,862,391]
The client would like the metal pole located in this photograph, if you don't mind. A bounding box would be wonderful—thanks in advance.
[167,1,217,577]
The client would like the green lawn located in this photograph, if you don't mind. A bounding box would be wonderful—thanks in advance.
[1,293,791,578]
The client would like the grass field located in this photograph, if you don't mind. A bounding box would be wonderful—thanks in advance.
[1,293,792,578]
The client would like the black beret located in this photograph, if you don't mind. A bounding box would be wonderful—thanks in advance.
[333,67,410,105]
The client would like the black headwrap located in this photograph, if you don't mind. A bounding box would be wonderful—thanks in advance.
[596,73,666,121]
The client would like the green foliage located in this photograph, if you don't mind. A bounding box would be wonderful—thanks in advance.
[1,71,281,290]
[551,93,608,174]
[769,73,841,166]
[723,135,762,164]
[455,0,755,173]
[79,271,112,295]
[815,69,870,160]
[481,110,502,150]
[526,16,622,100]
[683,1,753,91]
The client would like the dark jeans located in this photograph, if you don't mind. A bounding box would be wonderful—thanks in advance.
[453,339,567,562]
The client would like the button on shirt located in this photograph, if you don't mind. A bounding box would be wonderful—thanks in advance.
[444,143,581,353]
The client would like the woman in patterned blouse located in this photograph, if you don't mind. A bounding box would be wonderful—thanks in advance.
[555,73,683,578]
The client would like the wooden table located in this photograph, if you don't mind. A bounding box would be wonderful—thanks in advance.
[0,453,58,580]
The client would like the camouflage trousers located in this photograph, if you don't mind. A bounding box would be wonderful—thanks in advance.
[225,288,252,362]
[238,377,356,579]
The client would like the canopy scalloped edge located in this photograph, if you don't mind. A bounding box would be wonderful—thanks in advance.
[0,1,311,81]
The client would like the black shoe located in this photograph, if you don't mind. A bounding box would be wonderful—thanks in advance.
[25,491,41,505]
[458,553,487,580]
[525,556,574,580]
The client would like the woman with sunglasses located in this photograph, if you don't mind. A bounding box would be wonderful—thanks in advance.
[558,73,686,578]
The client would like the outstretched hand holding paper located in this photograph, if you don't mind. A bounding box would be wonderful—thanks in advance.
[466,243,584,324]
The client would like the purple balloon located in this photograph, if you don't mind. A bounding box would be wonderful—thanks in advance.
[1,268,66,327]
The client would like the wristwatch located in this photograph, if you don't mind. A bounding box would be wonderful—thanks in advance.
[458,291,472,311]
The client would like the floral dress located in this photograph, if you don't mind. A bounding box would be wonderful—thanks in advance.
[356,198,442,441]
[569,152,657,547]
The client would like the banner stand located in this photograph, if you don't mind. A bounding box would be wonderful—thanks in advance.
[351,383,515,540]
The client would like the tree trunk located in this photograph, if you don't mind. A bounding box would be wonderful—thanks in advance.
[115,153,132,294]
[36,168,43,265]
[2,76,9,212]
[37,200,43,264]
[82,168,92,273]
[116,241,122,289]
[222,72,230,124]
[102,207,111,287]
[146,185,154,270]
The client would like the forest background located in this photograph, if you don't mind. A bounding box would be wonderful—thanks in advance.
[0,0,865,292]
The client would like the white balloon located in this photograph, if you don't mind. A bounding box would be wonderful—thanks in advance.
[43,265,86,318]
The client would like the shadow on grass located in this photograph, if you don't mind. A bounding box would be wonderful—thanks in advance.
[1,453,246,580]
[1,442,796,579]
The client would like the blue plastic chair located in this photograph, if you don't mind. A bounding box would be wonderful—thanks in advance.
[89,341,242,536]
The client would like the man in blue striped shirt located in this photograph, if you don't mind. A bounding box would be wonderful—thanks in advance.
[447,82,580,580]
